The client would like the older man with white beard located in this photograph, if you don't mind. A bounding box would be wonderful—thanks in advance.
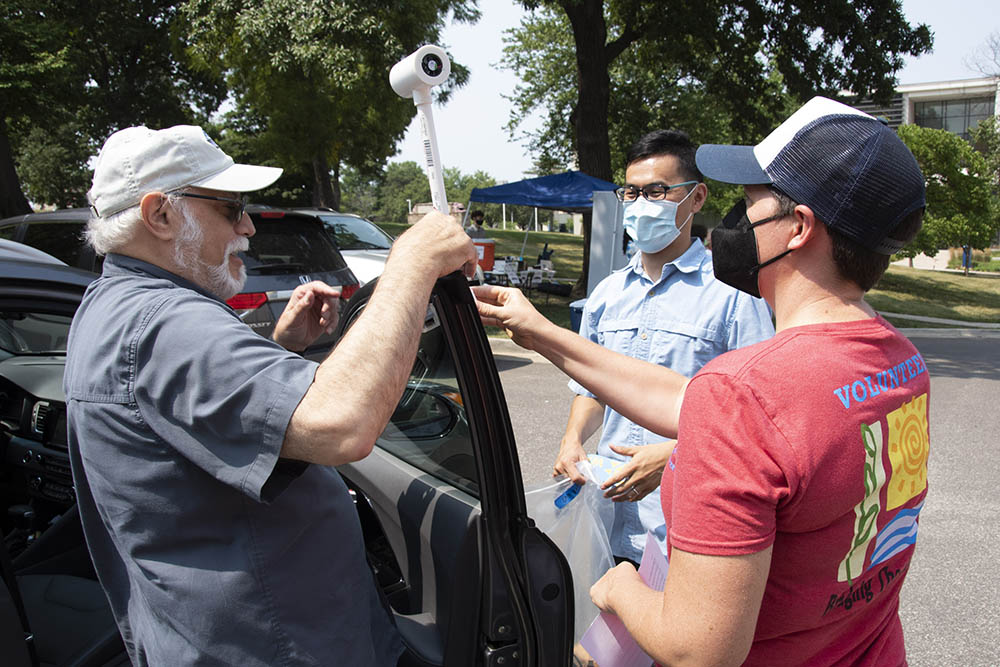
[64,125,477,666]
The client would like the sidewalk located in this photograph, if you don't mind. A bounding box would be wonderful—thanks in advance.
[891,248,998,277]
[878,311,1000,329]
[891,248,952,271]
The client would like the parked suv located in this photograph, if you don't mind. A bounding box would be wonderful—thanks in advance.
[251,207,487,286]
[0,208,360,361]
[291,208,393,286]
[241,207,359,358]
[0,209,101,273]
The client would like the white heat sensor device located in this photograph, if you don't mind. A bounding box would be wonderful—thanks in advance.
[390,45,452,215]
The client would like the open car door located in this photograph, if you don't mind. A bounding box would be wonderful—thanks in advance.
[335,273,573,666]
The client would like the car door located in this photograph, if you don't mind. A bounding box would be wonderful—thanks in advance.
[335,273,573,666]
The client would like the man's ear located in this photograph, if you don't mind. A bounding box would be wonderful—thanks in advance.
[139,192,175,241]
[690,182,708,213]
[787,204,819,250]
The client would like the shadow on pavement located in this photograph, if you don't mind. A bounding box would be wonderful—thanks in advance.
[912,337,1000,381]
[492,355,534,372]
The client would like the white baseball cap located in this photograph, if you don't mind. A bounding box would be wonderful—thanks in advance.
[88,125,283,218]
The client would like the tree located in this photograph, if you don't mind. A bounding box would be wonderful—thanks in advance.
[897,124,999,263]
[16,121,92,208]
[1,0,78,216]
[507,0,933,293]
[182,0,478,210]
[1,1,226,216]
[339,164,381,219]
[372,161,431,223]
[965,30,1000,77]
[972,115,1000,190]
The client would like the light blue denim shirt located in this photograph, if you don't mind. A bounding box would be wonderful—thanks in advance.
[569,239,774,561]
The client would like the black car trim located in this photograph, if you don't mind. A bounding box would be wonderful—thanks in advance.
[428,273,573,665]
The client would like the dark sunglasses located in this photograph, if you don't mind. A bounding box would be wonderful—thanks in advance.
[171,192,248,224]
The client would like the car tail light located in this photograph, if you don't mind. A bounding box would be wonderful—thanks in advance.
[227,292,268,312]
[340,283,359,300]
[258,211,286,218]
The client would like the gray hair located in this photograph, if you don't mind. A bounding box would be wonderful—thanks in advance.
[85,205,143,256]
[84,190,200,259]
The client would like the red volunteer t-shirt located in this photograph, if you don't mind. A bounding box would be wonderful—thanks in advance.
[663,316,930,666]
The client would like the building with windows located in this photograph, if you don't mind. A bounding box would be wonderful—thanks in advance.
[850,75,999,142]
[854,76,1000,247]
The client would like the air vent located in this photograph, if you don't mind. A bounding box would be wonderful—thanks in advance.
[32,401,50,436]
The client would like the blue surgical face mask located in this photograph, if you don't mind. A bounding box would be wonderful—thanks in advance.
[622,185,697,254]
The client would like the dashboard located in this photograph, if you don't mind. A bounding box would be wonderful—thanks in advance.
[1,358,75,507]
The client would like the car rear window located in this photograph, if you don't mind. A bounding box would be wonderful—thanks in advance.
[22,222,87,266]
[318,214,393,250]
[244,217,349,275]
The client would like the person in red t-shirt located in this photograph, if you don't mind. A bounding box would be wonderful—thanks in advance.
[474,96,929,666]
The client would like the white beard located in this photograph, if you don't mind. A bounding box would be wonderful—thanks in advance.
[173,204,249,301]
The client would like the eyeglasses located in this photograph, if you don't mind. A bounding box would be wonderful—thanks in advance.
[614,181,698,202]
[171,192,248,224]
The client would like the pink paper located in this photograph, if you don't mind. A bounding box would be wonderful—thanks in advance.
[579,532,668,667]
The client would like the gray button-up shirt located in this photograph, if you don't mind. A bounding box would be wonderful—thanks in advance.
[65,254,401,666]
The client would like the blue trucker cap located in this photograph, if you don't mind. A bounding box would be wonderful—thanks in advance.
[696,97,926,255]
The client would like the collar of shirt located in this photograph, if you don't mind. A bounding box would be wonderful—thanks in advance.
[624,238,708,286]
[102,253,224,302]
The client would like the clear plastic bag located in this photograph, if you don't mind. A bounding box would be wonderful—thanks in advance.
[524,460,615,644]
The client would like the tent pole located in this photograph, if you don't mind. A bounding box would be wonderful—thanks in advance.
[502,203,506,230]
[461,200,471,227]
[520,210,529,259]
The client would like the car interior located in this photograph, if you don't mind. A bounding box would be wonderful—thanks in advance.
[0,286,127,666]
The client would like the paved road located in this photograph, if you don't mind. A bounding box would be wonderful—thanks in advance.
[492,331,1000,666]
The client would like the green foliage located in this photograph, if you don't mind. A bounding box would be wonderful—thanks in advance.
[1,1,226,214]
[502,6,795,188]
[505,0,931,291]
[181,0,478,209]
[343,161,431,223]
[16,121,92,208]
[972,115,1000,190]
[0,1,76,122]
[506,0,932,178]
[339,164,380,219]
[897,124,999,256]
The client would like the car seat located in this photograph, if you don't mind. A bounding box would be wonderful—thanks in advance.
[1,518,125,666]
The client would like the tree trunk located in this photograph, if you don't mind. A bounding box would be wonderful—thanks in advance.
[331,160,341,211]
[560,0,613,296]
[311,152,337,209]
[0,121,32,219]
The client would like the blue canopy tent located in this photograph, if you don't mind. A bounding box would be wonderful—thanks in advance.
[468,170,618,214]
[467,171,620,297]
[467,170,619,259]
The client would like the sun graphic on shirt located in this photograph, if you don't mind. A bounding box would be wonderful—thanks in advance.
[886,393,929,510]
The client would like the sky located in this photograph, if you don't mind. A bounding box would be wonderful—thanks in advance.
[393,0,999,185]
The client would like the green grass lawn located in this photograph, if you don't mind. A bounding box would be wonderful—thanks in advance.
[377,221,1000,330]
[378,223,584,282]
[868,266,1000,324]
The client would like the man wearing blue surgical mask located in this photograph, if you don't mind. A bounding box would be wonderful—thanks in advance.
[555,129,774,565]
